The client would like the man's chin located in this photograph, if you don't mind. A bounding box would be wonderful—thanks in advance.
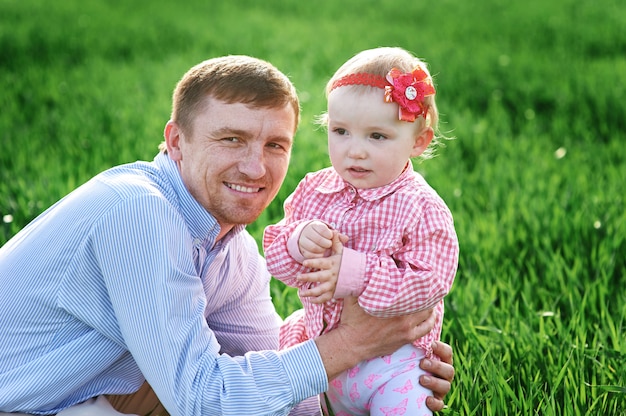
[218,209,264,227]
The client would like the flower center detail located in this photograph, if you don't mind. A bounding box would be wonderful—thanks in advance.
[405,86,418,100]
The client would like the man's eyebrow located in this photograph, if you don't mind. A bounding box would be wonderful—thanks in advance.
[270,135,294,144]
[208,126,293,145]
[210,127,250,138]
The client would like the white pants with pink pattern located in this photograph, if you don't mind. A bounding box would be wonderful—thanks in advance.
[324,344,433,416]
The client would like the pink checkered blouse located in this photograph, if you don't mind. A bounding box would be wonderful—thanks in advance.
[263,163,458,356]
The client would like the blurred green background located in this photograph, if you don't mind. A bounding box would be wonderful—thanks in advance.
[1,0,624,414]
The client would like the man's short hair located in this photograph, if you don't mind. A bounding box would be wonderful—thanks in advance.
[171,55,300,137]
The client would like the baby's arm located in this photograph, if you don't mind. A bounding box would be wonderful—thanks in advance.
[296,231,345,304]
[358,204,459,317]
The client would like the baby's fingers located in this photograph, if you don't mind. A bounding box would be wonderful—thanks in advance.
[301,256,337,271]
[307,293,334,304]
[300,283,335,304]
[297,269,332,283]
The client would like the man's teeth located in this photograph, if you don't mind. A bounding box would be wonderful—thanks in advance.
[228,183,259,193]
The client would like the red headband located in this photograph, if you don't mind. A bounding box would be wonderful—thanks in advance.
[330,73,389,91]
[329,67,435,122]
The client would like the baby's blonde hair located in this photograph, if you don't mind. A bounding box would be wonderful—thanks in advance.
[322,47,446,159]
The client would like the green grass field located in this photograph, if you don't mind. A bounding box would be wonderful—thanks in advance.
[1,0,624,414]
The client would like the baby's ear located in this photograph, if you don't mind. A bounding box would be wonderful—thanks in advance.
[411,127,434,157]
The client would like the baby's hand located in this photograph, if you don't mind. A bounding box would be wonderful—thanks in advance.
[297,232,344,304]
[299,220,334,259]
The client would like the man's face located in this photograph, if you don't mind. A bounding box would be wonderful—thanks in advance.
[165,97,296,237]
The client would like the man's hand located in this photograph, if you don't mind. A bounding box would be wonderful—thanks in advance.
[420,340,455,412]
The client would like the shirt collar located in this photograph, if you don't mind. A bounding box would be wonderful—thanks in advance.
[316,161,415,201]
[153,152,227,246]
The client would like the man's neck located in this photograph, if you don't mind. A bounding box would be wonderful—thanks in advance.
[215,224,235,243]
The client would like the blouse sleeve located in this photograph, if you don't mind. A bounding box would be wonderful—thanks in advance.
[357,201,459,317]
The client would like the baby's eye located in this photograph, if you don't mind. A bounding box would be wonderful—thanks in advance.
[333,128,347,136]
[371,132,387,140]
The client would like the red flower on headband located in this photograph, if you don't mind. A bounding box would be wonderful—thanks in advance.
[384,67,435,122]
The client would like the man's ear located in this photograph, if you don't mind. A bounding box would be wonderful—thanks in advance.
[411,127,434,158]
[164,120,183,161]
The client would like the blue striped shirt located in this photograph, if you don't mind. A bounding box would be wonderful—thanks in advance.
[0,153,327,415]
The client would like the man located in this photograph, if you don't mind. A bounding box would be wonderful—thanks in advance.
[0,55,454,415]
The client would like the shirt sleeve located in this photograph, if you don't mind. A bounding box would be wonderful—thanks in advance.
[357,201,459,318]
[206,232,283,357]
[92,195,327,415]
[333,247,367,298]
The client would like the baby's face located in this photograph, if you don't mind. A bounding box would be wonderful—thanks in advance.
[326,86,427,189]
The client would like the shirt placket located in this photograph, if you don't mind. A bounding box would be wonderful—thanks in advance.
[327,187,357,231]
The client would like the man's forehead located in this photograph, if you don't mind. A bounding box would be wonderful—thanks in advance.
[198,99,297,138]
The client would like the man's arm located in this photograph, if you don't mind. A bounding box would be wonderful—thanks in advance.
[314,297,436,381]
[95,197,327,414]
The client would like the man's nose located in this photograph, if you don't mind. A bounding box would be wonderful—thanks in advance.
[239,145,267,179]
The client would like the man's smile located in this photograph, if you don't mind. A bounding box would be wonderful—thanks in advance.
[225,182,263,193]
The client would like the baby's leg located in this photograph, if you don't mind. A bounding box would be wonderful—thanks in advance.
[326,344,432,416]
[369,370,432,416]
[368,345,432,416]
